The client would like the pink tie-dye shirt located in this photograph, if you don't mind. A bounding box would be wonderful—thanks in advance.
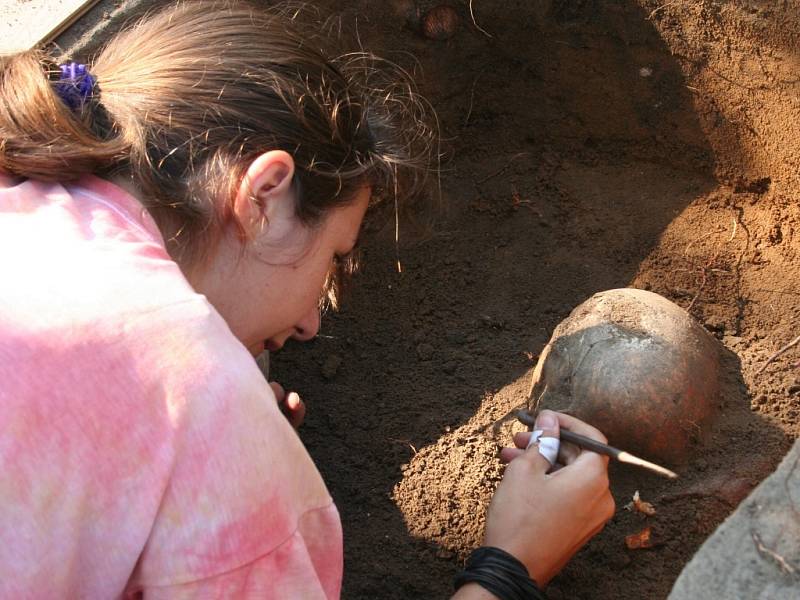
[0,175,343,598]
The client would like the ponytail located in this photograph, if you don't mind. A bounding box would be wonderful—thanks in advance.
[0,50,126,180]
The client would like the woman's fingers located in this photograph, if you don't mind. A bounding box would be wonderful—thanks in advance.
[504,411,607,468]
[501,410,561,472]
[499,446,525,463]
[512,431,533,449]
[526,410,560,467]
[285,392,306,428]
[553,412,608,444]
[557,440,581,465]
[268,381,305,428]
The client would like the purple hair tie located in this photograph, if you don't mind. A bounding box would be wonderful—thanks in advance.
[56,62,96,111]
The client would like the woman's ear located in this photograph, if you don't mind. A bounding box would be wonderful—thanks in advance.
[234,150,296,237]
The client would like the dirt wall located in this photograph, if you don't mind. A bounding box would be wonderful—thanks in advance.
[269,1,800,598]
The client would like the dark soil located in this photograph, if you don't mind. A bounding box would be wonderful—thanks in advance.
[270,1,800,598]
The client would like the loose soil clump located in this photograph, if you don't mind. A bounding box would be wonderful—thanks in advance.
[273,1,800,598]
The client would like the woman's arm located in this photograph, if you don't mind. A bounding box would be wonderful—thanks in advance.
[452,582,499,599]
[451,410,615,598]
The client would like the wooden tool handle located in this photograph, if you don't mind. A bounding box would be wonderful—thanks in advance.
[560,429,622,460]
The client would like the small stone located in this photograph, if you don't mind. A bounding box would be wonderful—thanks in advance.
[446,331,467,345]
[321,354,343,379]
[724,335,743,347]
[546,588,567,600]
[609,551,632,570]
[718,478,755,507]
[787,384,800,395]
[704,319,726,333]
[421,5,459,41]
[416,343,435,361]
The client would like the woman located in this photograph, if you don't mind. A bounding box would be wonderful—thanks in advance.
[0,1,613,597]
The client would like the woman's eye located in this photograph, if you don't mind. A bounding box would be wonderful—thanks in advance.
[319,249,361,311]
[334,247,359,275]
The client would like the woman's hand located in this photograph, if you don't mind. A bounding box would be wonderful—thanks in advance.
[483,410,615,587]
[268,381,306,429]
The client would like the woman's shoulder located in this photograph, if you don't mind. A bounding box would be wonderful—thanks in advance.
[122,297,341,591]
[137,295,261,392]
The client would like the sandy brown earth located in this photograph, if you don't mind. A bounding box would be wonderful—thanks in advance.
[266,1,800,598]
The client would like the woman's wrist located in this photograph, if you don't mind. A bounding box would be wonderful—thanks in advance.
[453,546,546,600]
[452,581,502,599]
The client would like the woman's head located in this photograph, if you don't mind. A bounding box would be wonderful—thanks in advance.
[0,0,435,351]
[201,160,372,356]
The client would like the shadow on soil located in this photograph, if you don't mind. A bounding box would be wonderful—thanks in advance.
[271,1,786,598]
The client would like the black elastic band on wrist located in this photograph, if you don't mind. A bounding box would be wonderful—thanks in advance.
[454,546,545,600]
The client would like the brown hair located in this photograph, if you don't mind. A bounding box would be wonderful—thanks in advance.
[0,0,435,277]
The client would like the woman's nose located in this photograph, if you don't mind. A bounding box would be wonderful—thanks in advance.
[291,307,320,342]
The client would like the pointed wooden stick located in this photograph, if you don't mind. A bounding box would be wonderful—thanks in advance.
[513,410,678,479]
[559,430,678,480]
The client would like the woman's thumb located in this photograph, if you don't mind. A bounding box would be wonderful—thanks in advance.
[525,410,561,471]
